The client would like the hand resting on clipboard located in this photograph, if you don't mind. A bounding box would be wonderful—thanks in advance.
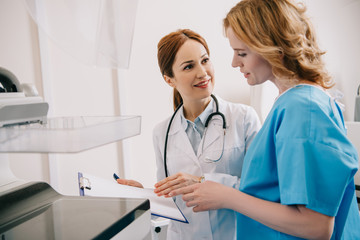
[78,172,188,223]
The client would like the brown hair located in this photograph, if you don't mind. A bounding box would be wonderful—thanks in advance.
[224,0,333,88]
[157,29,210,110]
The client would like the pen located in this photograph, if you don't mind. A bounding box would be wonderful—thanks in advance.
[113,173,120,181]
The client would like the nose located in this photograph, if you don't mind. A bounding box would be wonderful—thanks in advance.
[231,53,243,68]
[196,64,208,79]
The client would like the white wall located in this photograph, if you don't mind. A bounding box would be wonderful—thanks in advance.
[1,0,359,194]
[254,0,360,122]
[305,0,360,121]
[0,0,49,183]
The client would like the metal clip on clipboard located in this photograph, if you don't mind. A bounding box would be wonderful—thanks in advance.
[79,177,91,190]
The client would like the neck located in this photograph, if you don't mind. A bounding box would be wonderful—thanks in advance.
[272,78,323,99]
[271,78,294,95]
[183,97,211,122]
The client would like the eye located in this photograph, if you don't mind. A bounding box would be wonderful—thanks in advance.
[202,57,210,64]
[237,53,247,57]
[183,64,194,70]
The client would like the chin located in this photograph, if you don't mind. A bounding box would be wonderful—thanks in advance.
[201,91,212,100]
[247,79,256,86]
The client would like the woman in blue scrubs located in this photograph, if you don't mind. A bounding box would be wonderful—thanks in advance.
[170,0,360,239]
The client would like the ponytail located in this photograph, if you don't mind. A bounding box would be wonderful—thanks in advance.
[173,88,183,110]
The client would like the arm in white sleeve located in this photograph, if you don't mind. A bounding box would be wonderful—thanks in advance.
[203,106,261,189]
[153,124,166,182]
[203,173,240,189]
[244,106,261,151]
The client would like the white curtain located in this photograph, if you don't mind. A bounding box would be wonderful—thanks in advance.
[24,0,138,69]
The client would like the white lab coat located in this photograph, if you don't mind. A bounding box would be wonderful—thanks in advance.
[153,96,261,240]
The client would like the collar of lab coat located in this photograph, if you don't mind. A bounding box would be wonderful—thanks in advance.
[167,97,226,156]
[179,97,214,134]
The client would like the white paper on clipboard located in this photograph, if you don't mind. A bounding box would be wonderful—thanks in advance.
[78,172,188,223]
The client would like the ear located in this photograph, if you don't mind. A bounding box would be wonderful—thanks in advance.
[164,75,175,88]
[279,50,284,59]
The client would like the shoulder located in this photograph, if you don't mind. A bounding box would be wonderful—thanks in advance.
[153,117,170,137]
[217,96,259,121]
[276,86,310,108]
[152,109,182,141]
[273,85,343,138]
[275,85,331,117]
[217,95,254,113]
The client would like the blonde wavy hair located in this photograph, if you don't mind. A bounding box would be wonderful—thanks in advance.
[224,0,333,88]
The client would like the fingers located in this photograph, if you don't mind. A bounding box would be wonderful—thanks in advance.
[154,173,200,196]
[154,174,178,188]
[154,178,180,192]
[155,181,182,196]
[184,195,211,213]
[165,184,210,212]
[116,179,143,188]
[192,205,206,212]
[127,180,143,188]
[116,179,128,185]
[168,184,197,197]
[154,173,186,196]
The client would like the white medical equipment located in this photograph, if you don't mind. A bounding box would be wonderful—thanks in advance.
[163,94,227,177]
[355,85,360,122]
[0,67,48,127]
[0,66,150,239]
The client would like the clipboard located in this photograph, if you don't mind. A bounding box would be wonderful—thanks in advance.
[78,172,188,223]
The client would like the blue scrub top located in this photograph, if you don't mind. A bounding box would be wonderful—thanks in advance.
[238,85,360,239]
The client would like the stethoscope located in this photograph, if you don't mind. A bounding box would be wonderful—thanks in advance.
[163,94,226,177]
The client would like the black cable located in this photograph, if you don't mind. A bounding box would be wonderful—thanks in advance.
[163,102,183,178]
[163,94,226,177]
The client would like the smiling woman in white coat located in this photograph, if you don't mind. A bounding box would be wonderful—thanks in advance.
[116,29,260,239]
[151,29,261,240]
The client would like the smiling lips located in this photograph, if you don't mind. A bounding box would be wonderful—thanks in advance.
[243,72,250,78]
[194,79,211,88]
